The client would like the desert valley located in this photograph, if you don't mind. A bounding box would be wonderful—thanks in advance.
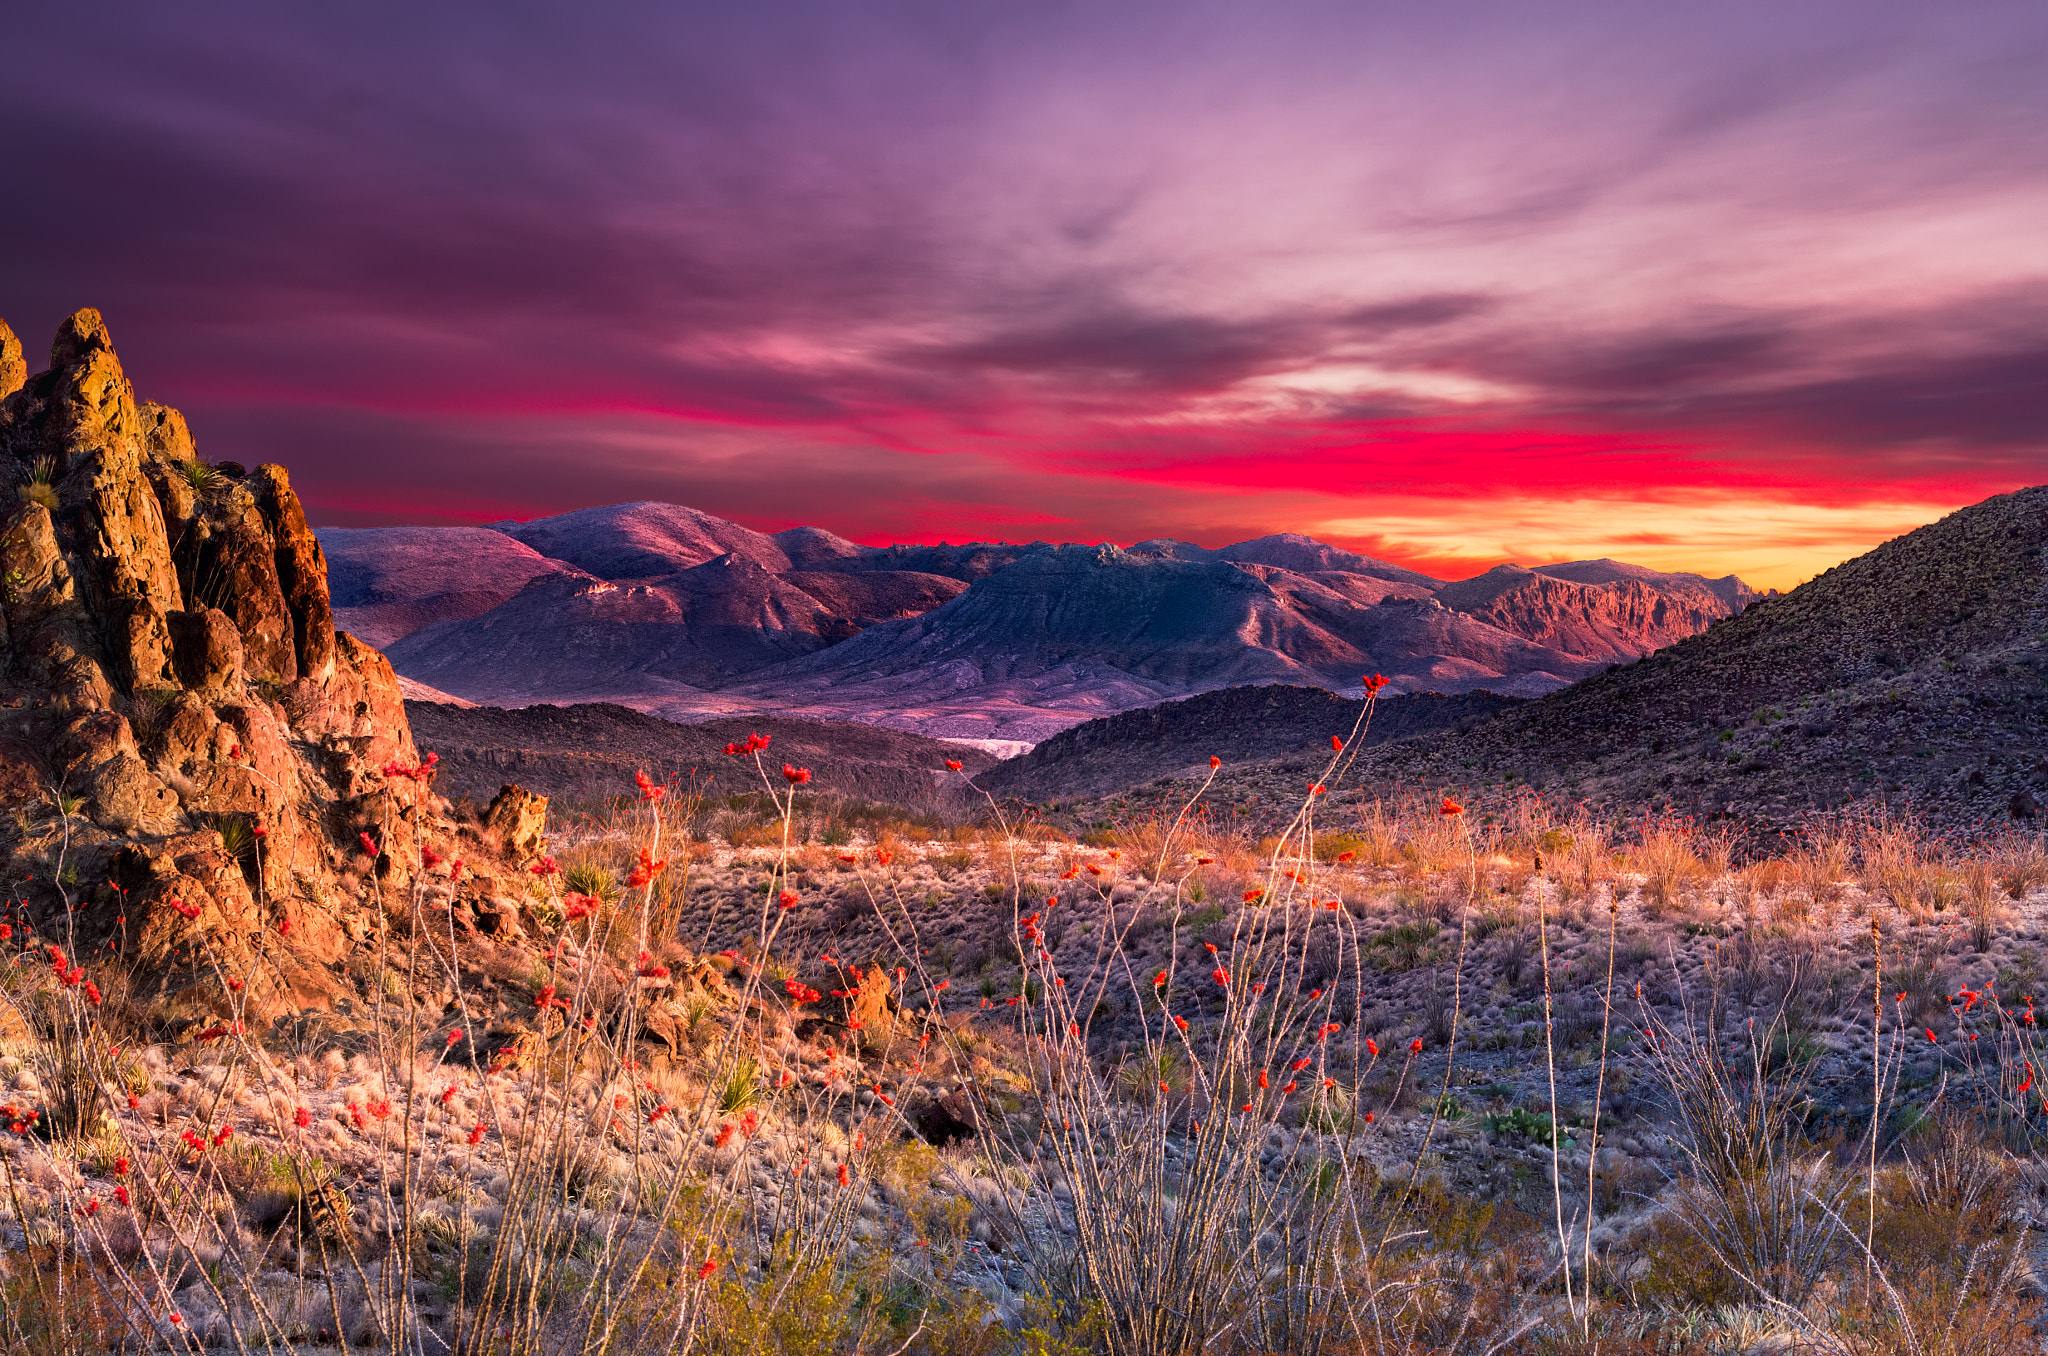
[0,307,2044,1356]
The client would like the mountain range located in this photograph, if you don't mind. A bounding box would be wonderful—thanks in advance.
[319,503,1755,742]
[1033,486,2048,840]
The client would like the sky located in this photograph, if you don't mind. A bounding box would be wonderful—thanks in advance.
[3,0,2045,588]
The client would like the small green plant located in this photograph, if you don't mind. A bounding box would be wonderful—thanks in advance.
[179,459,222,491]
[16,456,58,510]
[717,1055,760,1112]
[1482,1106,1564,1144]
[564,862,619,902]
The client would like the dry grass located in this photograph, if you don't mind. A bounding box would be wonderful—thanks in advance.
[4,725,2047,1356]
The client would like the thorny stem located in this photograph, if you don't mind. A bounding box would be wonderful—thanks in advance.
[1581,895,1619,1331]
[1536,868,1572,1316]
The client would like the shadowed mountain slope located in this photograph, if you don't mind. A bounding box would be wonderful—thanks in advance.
[1107,486,2048,841]
[319,525,582,648]
[404,700,994,809]
[708,545,1592,741]
[975,685,1527,802]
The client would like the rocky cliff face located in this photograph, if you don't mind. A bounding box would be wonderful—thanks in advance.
[0,310,522,1021]
[1434,563,1751,660]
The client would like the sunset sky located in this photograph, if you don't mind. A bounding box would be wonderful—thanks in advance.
[5,0,2045,588]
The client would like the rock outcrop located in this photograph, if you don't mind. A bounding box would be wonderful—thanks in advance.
[0,309,526,1022]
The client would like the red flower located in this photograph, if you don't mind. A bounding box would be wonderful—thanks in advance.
[1209,756,1221,769]
[1409,1037,1423,1054]
[1439,798,1463,817]
[779,891,799,909]
[114,1157,129,1176]
[1173,1015,1189,1031]
[294,1106,311,1128]
[875,850,894,866]
[115,1185,130,1206]
[1153,970,1168,987]
[359,832,381,857]
[1336,850,1355,863]
[945,759,963,772]
[626,846,670,888]
[467,1124,485,1145]
[1329,735,1343,751]
[1366,1039,1379,1058]
[1212,967,1230,987]
[838,1163,851,1186]
[697,1260,718,1280]
[530,856,561,878]
[782,764,812,784]
[1309,783,1326,796]
[634,770,667,804]
[1362,674,1388,694]
[1926,1028,1938,1043]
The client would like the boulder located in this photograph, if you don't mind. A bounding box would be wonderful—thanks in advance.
[89,751,182,834]
[915,1090,980,1146]
[484,783,548,860]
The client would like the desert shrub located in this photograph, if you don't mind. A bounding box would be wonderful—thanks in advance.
[1628,814,1704,917]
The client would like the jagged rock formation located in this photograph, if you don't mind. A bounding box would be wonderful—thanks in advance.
[0,310,524,1019]
[1434,561,1747,661]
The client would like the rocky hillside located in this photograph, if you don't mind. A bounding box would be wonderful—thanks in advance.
[318,505,1752,741]
[975,684,1527,802]
[405,699,995,810]
[1075,486,2048,842]
[0,309,538,1013]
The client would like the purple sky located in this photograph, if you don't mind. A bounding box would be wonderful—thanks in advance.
[5,0,2045,585]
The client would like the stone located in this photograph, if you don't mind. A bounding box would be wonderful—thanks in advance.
[169,608,244,693]
[915,1089,980,1146]
[90,751,182,834]
[173,488,297,682]
[2015,790,2040,821]
[484,783,549,860]
[250,464,337,683]
[0,738,44,804]
[0,318,23,400]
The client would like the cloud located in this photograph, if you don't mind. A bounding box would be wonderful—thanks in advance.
[0,0,2042,595]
